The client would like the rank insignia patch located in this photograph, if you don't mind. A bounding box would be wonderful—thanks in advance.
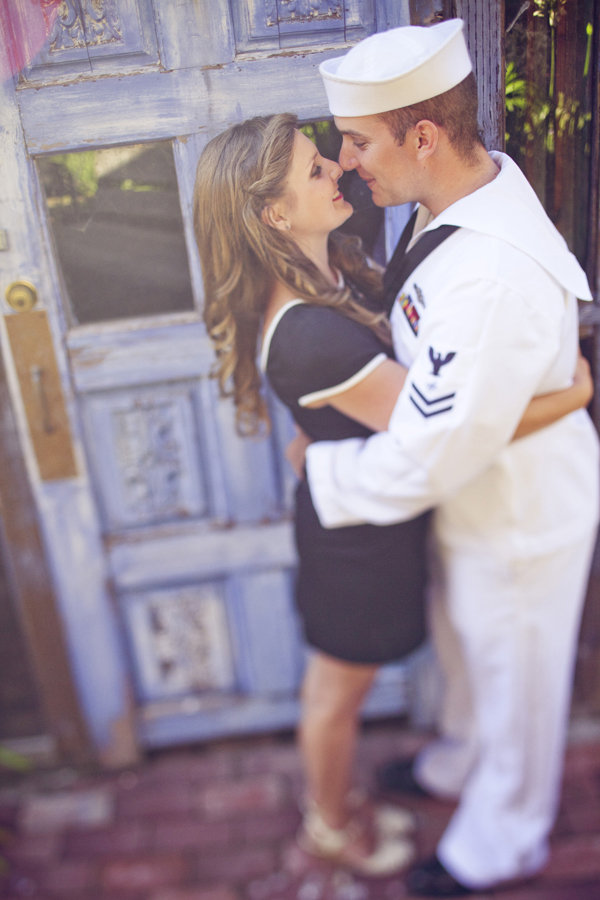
[413,283,425,307]
[398,291,420,335]
[409,382,456,419]
[429,346,456,377]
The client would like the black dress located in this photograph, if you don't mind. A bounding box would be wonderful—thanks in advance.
[263,300,429,664]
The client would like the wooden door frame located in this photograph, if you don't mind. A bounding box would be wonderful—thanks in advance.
[0,343,93,765]
[0,10,140,768]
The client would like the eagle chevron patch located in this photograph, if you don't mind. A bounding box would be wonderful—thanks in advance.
[409,381,456,419]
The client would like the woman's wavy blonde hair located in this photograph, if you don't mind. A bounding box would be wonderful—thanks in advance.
[193,113,390,435]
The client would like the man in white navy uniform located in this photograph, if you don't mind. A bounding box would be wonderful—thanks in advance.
[305,19,600,897]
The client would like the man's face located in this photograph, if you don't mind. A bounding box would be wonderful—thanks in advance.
[334,114,418,207]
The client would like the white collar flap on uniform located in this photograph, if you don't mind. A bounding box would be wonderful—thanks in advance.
[416,151,592,301]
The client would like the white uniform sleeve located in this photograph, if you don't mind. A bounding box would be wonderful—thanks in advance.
[306,278,565,527]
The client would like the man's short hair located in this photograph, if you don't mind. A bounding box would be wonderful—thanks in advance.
[378,73,483,159]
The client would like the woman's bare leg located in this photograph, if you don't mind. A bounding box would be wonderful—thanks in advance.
[299,651,378,829]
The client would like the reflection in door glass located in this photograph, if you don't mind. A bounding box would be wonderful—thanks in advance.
[37,143,195,324]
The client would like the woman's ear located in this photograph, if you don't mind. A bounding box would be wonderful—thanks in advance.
[262,203,291,232]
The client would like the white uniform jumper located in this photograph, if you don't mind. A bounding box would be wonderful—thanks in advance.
[306,152,599,889]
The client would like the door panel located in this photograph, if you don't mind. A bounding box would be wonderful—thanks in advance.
[1,0,413,758]
[232,0,378,51]
[21,0,160,81]
[81,382,212,529]
[122,582,238,701]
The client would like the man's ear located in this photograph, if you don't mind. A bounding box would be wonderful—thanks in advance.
[414,120,438,159]
[262,203,291,232]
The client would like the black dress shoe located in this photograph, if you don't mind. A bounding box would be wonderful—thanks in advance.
[406,855,472,896]
[376,757,429,796]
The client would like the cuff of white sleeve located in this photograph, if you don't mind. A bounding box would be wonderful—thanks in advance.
[305,440,367,528]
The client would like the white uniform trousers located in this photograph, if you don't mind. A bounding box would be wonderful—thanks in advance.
[414,529,597,889]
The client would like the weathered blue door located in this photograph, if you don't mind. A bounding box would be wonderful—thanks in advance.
[0,0,413,764]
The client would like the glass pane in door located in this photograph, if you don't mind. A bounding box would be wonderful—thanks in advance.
[37,142,195,324]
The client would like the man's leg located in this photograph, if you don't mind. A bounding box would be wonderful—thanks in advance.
[435,534,595,889]
[380,542,477,799]
[413,542,477,798]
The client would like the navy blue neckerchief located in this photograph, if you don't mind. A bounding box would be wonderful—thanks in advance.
[383,208,460,315]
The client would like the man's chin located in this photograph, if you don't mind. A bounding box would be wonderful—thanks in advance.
[364,183,390,207]
[369,190,387,208]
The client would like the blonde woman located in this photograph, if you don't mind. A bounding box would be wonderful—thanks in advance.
[193,113,592,877]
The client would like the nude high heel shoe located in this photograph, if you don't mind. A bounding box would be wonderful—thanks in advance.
[297,797,415,877]
[346,787,416,836]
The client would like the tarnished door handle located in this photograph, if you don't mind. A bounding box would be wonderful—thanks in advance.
[4,309,77,481]
[30,365,55,434]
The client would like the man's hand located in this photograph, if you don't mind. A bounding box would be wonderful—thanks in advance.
[286,427,312,479]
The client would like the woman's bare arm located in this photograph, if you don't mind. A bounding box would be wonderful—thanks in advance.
[306,358,407,433]
[512,352,593,440]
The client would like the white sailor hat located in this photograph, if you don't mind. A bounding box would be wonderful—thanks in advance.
[319,19,472,117]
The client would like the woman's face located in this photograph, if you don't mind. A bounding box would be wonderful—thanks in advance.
[278,130,353,241]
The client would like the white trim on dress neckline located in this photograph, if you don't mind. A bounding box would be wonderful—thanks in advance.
[259,299,306,372]
[260,271,345,372]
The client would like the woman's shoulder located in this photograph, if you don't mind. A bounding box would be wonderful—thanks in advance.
[261,300,367,371]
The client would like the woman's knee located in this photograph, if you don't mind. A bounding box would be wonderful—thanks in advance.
[301,654,378,722]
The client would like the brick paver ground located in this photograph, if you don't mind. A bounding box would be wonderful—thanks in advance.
[0,719,598,899]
